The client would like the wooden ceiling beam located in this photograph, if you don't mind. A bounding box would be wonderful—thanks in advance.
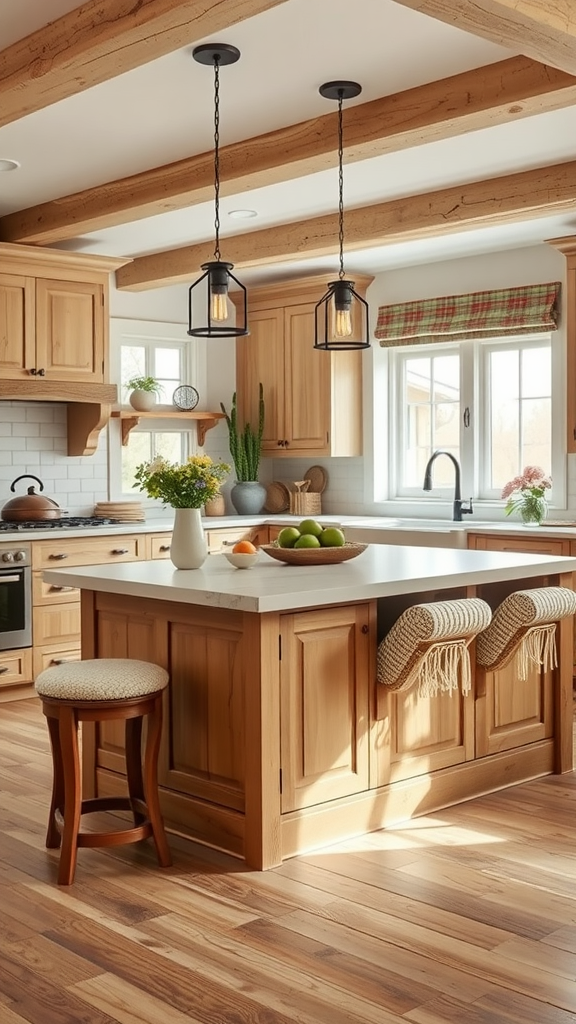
[391,1,576,76]
[0,0,288,129]
[3,56,576,245]
[116,159,576,289]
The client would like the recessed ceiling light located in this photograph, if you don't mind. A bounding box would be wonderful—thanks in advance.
[0,159,20,172]
[228,209,258,219]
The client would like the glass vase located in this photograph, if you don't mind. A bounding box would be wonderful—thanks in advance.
[170,507,207,569]
[520,497,548,526]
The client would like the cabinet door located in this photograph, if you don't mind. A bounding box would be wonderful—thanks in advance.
[35,278,104,382]
[283,303,330,453]
[0,273,35,379]
[475,661,553,756]
[378,682,475,784]
[280,604,370,811]
[236,308,284,452]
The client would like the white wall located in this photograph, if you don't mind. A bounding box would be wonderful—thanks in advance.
[3,246,573,518]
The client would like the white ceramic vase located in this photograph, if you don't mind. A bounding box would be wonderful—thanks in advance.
[170,507,207,569]
[129,389,156,412]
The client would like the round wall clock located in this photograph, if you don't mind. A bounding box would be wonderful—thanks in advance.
[172,385,200,411]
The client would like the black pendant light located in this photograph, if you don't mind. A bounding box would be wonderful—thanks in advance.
[188,44,248,338]
[315,81,370,351]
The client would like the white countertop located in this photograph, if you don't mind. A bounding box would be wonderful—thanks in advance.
[43,544,576,614]
[4,512,576,542]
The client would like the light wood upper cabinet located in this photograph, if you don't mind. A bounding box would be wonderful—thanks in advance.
[0,273,35,375]
[234,273,373,458]
[35,278,104,382]
[0,242,126,384]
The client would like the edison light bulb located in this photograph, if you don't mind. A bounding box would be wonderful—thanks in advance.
[210,288,229,322]
[334,306,353,337]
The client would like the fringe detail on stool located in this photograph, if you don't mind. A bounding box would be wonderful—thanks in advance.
[517,623,557,681]
[417,639,471,698]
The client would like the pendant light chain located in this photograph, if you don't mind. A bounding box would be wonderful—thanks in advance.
[337,90,345,281]
[212,56,221,262]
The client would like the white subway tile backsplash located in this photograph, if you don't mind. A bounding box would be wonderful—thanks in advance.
[0,401,110,516]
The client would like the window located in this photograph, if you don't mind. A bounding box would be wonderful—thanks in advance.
[390,334,556,502]
[109,319,205,500]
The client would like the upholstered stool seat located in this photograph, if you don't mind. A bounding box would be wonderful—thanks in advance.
[377,598,492,696]
[36,658,172,885]
[476,587,576,678]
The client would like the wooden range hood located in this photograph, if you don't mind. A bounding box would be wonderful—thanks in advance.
[0,378,117,456]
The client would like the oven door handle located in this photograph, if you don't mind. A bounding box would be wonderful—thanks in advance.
[0,575,21,583]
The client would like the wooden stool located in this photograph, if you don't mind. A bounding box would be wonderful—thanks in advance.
[36,658,172,885]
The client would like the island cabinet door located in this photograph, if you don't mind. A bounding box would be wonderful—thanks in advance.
[279,604,371,812]
[375,683,475,787]
[156,614,246,812]
[475,661,553,757]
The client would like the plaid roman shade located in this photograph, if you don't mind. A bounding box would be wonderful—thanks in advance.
[375,281,561,347]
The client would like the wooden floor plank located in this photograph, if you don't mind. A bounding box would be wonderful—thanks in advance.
[2,697,576,1024]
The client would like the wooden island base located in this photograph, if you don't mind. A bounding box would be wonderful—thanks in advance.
[77,565,574,870]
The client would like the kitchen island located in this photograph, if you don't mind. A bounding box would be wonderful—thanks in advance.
[44,544,576,868]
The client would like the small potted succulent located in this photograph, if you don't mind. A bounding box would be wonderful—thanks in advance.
[126,375,162,412]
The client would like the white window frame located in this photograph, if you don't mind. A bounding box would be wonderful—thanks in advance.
[108,318,206,502]
[380,330,563,511]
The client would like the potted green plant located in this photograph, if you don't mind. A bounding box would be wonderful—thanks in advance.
[220,384,266,514]
[126,375,162,412]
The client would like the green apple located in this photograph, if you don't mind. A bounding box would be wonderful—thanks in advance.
[294,533,321,548]
[298,518,323,537]
[277,526,301,548]
[319,527,345,547]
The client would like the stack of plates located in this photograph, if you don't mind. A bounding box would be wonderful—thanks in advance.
[93,501,145,523]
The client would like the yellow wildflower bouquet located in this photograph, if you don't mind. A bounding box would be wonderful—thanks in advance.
[134,454,230,508]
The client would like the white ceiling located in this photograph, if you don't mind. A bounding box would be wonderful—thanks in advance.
[1,0,575,286]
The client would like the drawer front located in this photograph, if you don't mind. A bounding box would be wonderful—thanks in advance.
[149,533,172,559]
[206,526,268,552]
[33,643,81,678]
[33,602,81,647]
[0,648,33,688]
[33,571,79,605]
[32,534,146,570]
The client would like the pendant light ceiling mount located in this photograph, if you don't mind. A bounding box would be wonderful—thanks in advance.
[315,79,370,351]
[188,43,247,338]
[318,80,362,102]
[192,43,241,67]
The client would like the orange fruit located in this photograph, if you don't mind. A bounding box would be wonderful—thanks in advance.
[232,540,257,554]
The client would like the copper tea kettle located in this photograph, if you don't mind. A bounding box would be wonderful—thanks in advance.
[1,474,63,522]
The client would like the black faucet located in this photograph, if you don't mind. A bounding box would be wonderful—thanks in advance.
[423,450,474,522]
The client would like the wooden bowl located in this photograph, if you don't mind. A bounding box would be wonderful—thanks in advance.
[259,542,367,566]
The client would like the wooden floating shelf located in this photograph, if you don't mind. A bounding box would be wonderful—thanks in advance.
[111,409,225,446]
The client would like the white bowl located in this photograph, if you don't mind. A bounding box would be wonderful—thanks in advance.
[223,550,259,569]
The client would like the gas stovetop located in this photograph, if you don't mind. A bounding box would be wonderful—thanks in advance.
[0,516,122,532]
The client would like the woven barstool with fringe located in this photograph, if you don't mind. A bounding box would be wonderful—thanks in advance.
[476,586,576,678]
[377,598,492,697]
[36,658,172,886]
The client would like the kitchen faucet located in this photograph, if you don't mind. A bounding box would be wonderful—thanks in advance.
[423,450,473,522]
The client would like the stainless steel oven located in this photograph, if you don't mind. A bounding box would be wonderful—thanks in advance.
[0,544,32,651]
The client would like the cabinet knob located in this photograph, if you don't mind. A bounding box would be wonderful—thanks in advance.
[111,548,129,555]
[159,544,171,551]
[49,552,68,560]
[29,367,37,375]
[361,624,369,634]
[0,666,8,674]
[37,368,46,376]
